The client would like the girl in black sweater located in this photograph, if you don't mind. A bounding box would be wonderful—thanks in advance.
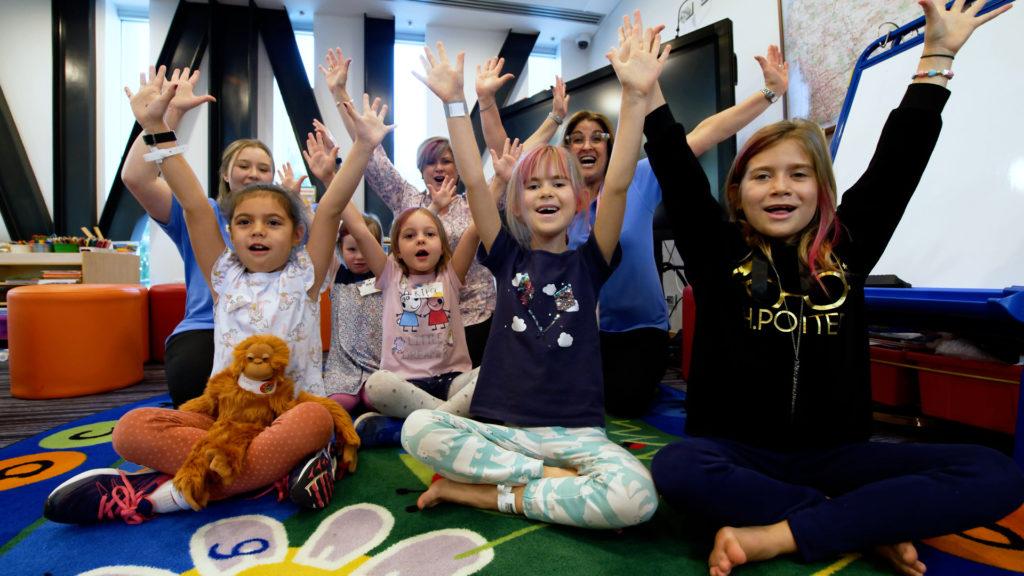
[646,1,1022,574]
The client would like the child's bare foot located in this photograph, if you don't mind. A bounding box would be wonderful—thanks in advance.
[875,542,926,576]
[708,522,797,576]
[417,477,451,510]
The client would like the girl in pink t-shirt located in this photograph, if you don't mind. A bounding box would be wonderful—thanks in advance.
[342,198,481,433]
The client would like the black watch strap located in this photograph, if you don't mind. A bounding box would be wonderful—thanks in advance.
[143,130,177,146]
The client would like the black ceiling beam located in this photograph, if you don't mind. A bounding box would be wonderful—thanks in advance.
[363,15,395,231]
[52,0,97,236]
[208,1,259,196]
[0,86,52,241]
[256,7,326,199]
[471,30,537,154]
[99,1,210,240]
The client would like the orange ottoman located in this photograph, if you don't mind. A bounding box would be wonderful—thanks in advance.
[149,283,186,362]
[320,291,331,352]
[8,284,148,399]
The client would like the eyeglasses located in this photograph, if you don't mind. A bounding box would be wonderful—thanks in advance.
[564,132,611,147]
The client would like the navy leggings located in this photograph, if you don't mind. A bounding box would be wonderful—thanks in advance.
[651,437,1024,562]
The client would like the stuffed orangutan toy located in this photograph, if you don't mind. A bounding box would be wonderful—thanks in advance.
[172,334,360,510]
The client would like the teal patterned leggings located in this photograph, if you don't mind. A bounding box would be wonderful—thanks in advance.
[401,409,658,529]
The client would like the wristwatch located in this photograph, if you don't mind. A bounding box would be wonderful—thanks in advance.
[444,100,468,118]
[142,130,177,145]
[761,87,779,104]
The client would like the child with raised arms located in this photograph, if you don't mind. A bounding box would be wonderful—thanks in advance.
[645,1,1023,574]
[43,73,393,523]
[399,12,664,529]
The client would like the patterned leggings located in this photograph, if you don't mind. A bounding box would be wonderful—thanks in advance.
[401,409,658,529]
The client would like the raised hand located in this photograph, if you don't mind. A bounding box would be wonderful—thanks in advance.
[341,93,395,148]
[124,65,177,132]
[319,47,352,100]
[301,125,340,184]
[919,0,1012,56]
[551,75,570,120]
[489,137,523,183]
[412,42,465,103]
[754,45,789,97]
[166,67,216,127]
[277,162,308,194]
[476,57,515,103]
[429,175,458,213]
[607,11,670,97]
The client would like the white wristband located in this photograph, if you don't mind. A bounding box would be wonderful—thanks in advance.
[497,483,517,514]
[444,100,468,118]
[143,145,188,165]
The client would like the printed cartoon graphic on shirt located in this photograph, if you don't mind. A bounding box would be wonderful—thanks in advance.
[731,256,850,338]
[392,280,453,359]
[510,272,577,346]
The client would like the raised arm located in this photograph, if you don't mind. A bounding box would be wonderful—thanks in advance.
[306,94,394,297]
[340,201,388,278]
[320,48,358,142]
[686,45,788,156]
[476,58,569,154]
[121,66,215,223]
[126,68,223,287]
[595,12,669,263]
[302,122,339,187]
[415,43,502,251]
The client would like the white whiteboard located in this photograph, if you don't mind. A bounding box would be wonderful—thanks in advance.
[832,4,1024,289]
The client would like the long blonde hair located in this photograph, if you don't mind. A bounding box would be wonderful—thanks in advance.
[217,139,274,200]
[504,146,587,247]
[723,119,842,278]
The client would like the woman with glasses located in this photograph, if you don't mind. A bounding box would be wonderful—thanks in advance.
[478,45,791,417]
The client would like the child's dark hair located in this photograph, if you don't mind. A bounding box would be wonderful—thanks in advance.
[723,119,842,279]
[340,212,383,246]
[389,207,453,275]
[219,183,310,241]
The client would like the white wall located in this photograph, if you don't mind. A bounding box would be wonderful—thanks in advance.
[583,0,784,147]
[0,0,52,242]
[313,14,365,209]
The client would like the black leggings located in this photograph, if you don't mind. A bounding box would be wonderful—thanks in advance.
[601,327,669,418]
[163,329,215,408]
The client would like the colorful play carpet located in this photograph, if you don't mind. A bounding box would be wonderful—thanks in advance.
[1,387,1023,575]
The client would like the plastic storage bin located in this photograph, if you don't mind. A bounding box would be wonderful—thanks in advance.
[907,350,1022,434]
[869,346,918,406]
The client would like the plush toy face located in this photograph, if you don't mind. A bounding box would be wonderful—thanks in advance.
[231,335,290,383]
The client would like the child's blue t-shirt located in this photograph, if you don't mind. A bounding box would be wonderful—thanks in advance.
[470,228,620,428]
[567,159,670,332]
[157,195,231,340]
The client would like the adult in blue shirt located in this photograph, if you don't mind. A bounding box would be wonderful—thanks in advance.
[479,46,790,417]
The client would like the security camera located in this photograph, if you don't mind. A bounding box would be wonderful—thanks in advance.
[576,33,591,50]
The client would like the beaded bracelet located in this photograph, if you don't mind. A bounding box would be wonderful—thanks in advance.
[912,69,954,80]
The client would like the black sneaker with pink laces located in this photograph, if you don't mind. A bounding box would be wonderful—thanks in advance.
[43,468,170,525]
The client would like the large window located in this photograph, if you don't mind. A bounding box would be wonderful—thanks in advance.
[392,38,429,192]
[271,29,315,196]
[525,49,562,100]
[102,12,149,199]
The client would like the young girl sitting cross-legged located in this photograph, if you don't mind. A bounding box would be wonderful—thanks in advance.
[42,72,393,524]
[345,139,521,446]
[646,2,1024,574]
[399,12,664,529]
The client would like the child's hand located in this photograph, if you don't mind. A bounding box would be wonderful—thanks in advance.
[413,42,465,103]
[319,47,351,100]
[166,67,216,127]
[551,75,570,120]
[302,126,340,184]
[428,175,458,213]
[277,162,308,194]
[489,137,523,184]
[919,0,1011,57]
[754,45,789,97]
[124,65,177,133]
[475,57,515,103]
[341,93,395,148]
[607,11,671,98]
